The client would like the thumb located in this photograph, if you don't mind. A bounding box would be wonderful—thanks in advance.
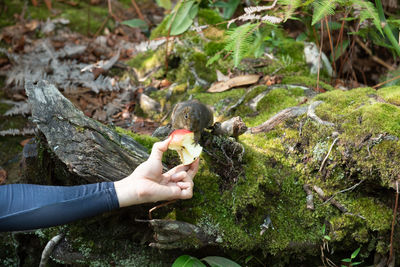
[149,137,171,162]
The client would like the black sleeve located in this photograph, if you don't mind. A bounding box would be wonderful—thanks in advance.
[0,182,120,232]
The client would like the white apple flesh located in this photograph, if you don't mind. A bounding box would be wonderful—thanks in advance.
[168,129,202,165]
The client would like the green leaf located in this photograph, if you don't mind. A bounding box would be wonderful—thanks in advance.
[324,235,331,241]
[121,19,148,31]
[296,32,307,42]
[224,23,258,67]
[169,0,199,35]
[156,0,171,10]
[342,258,352,262]
[312,0,339,25]
[322,224,326,234]
[351,247,361,259]
[172,255,207,267]
[202,256,242,267]
[213,0,240,19]
[244,255,254,264]
[355,0,383,35]
[351,262,363,266]
[206,53,221,66]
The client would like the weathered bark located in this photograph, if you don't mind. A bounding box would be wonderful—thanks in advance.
[25,80,150,182]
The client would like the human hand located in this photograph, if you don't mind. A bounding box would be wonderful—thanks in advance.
[114,138,200,207]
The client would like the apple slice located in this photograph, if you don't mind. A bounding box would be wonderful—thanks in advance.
[168,129,202,165]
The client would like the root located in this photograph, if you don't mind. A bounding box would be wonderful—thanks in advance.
[39,233,65,267]
[307,101,334,127]
[250,106,307,133]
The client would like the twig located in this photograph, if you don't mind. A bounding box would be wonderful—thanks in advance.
[307,101,335,127]
[353,36,395,71]
[388,180,399,265]
[323,179,365,204]
[130,0,147,23]
[316,18,324,92]
[94,15,110,38]
[39,233,64,267]
[107,0,120,22]
[325,16,336,74]
[319,136,339,172]
[313,185,365,220]
[373,74,400,89]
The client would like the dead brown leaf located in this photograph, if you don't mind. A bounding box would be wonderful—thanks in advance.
[207,74,260,93]
[0,168,7,185]
[20,138,32,147]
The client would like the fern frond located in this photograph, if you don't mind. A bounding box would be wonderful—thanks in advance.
[311,0,339,25]
[353,0,382,34]
[225,23,258,67]
[279,0,301,21]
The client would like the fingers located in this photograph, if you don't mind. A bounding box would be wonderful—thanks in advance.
[148,137,171,162]
[187,158,200,178]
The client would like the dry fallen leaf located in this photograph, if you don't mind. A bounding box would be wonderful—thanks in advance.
[207,74,260,93]
[0,168,7,185]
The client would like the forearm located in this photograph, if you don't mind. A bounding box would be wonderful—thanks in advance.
[0,182,119,232]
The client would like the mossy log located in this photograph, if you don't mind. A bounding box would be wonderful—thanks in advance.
[3,80,399,266]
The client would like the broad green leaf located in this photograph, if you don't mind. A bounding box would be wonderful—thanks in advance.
[324,235,331,241]
[121,19,148,31]
[156,0,171,10]
[351,262,363,266]
[351,247,361,259]
[213,0,240,19]
[172,255,207,267]
[202,256,242,267]
[169,0,199,35]
[341,258,352,262]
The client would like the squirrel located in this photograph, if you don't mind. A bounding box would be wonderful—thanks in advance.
[171,99,214,142]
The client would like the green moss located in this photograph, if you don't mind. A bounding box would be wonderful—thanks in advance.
[343,197,392,232]
[377,85,400,106]
[204,41,225,57]
[126,49,164,79]
[282,76,335,91]
[197,9,223,25]
[241,87,306,127]
[115,127,158,151]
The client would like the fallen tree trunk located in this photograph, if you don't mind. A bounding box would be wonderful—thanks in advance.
[25,80,150,182]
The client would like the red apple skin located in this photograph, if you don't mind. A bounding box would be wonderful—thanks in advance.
[168,129,193,147]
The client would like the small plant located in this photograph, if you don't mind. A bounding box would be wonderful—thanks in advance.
[341,247,362,267]
[172,255,241,267]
